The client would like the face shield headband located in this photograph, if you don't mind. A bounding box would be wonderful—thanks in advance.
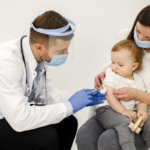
[31,14,76,36]
[31,14,76,66]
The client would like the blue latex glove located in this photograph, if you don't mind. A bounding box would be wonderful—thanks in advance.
[69,89,94,113]
[87,89,106,106]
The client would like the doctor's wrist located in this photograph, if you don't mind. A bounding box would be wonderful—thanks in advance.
[63,101,73,117]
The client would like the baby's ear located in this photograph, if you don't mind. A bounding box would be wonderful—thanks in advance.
[132,62,139,71]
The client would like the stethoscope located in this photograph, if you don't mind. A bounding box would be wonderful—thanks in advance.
[20,36,47,106]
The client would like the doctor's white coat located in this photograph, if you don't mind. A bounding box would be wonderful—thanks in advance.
[0,36,72,132]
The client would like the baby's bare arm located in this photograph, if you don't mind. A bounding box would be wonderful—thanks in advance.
[105,85,137,120]
[136,103,147,112]
[105,85,125,114]
[136,103,148,123]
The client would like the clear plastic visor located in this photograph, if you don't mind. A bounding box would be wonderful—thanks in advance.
[31,16,76,65]
[47,34,75,63]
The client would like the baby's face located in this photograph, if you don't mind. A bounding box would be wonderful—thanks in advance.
[111,49,135,77]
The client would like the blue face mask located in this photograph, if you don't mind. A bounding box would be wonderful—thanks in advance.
[134,29,150,48]
[44,54,68,66]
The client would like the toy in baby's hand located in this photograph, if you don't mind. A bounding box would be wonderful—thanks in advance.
[128,116,144,134]
[98,85,144,134]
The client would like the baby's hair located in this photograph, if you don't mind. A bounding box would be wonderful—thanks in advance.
[111,39,143,72]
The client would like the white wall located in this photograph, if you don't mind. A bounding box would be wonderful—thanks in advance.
[0,0,149,150]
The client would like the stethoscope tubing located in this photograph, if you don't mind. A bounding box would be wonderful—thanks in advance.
[20,36,47,106]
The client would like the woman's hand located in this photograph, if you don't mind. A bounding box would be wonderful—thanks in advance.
[137,110,148,123]
[113,87,136,101]
[122,109,137,121]
[94,72,106,89]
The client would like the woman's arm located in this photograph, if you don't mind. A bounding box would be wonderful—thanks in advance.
[114,87,150,105]
[135,90,150,105]
[94,61,111,89]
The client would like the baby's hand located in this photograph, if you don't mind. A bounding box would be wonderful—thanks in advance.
[137,110,148,123]
[122,109,137,121]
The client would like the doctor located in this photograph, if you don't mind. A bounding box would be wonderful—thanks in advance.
[0,10,105,150]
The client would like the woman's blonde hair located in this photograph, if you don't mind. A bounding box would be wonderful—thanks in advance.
[111,39,143,72]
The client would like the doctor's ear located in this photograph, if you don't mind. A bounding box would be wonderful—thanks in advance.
[132,62,139,71]
[34,43,45,54]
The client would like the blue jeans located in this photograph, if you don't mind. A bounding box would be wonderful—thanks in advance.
[76,115,148,150]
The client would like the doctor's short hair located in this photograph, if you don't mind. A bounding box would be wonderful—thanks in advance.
[111,39,143,72]
[29,10,74,48]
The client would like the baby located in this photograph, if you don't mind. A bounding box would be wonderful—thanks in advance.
[96,39,150,150]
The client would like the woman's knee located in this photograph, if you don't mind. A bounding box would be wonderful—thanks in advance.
[76,116,105,150]
[76,127,97,150]
[98,129,121,150]
[76,117,96,146]
[76,124,87,149]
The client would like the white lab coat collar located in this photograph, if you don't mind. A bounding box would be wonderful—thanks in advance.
[22,36,38,93]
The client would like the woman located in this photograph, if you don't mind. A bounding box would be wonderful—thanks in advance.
[76,5,150,150]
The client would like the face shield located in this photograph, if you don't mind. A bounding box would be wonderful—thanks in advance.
[31,15,76,66]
